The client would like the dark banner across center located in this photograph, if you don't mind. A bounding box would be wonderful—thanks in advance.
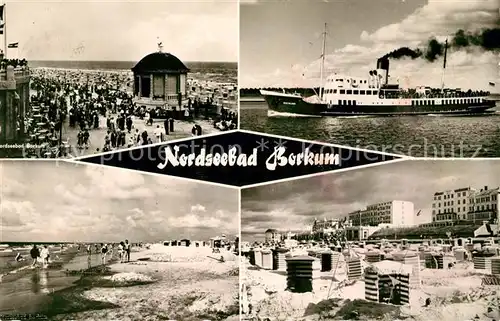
[75,131,401,186]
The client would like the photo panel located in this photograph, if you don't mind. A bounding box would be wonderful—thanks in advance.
[239,0,499,158]
[0,160,239,320]
[241,160,500,320]
[0,0,238,159]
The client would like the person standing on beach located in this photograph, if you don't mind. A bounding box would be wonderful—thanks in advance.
[125,240,131,262]
[155,125,162,143]
[118,242,125,263]
[40,245,50,269]
[30,245,40,267]
[100,243,108,265]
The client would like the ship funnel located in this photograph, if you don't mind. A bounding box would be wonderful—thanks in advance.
[376,58,390,85]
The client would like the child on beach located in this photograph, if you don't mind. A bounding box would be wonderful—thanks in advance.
[118,241,125,263]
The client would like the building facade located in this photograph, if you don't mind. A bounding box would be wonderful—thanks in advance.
[347,201,415,227]
[431,186,499,225]
[311,218,343,233]
[264,229,281,243]
[0,66,30,143]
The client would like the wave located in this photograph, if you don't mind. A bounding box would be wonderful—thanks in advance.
[267,110,321,118]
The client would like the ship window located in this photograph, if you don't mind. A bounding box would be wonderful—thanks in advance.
[347,90,352,94]
[353,100,357,106]
[372,91,377,95]
[343,100,347,105]
[340,89,345,94]
[339,100,342,105]
[333,89,337,94]
[348,100,352,105]
[354,90,359,95]
[366,90,371,95]
[360,90,365,95]
[347,79,350,83]
[412,101,414,106]
[353,80,356,83]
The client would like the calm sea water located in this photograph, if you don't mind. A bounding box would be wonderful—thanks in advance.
[28,60,237,79]
[240,100,500,158]
[0,253,103,315]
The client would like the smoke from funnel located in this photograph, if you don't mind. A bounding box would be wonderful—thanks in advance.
[380,27,499,63]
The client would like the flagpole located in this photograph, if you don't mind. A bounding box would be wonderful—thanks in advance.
[3,2,6,60]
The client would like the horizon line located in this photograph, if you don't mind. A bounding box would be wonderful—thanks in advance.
[27,59,238,63]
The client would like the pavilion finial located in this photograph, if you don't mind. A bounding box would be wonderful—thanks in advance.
[157,37,163,53]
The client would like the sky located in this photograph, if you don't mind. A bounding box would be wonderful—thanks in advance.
[240,0,499,91]
[0,161,239,243]
[5,0,238,62]
[241,160,500,242]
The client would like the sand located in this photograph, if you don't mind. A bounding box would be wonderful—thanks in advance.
[54,245,239,321]
[241,257,499,321]
[65,115,219,158]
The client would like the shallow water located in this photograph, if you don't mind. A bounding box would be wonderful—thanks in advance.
[240,100,500,158]
[0,254,104,315]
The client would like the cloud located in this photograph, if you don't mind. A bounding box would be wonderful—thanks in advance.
[0,162,238,242]
[10,1,237,62]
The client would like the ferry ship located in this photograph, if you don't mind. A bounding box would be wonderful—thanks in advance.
[261,25,496,117]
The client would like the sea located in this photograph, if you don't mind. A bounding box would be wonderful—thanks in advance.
[240,98,500,158]
[28,60,237,83]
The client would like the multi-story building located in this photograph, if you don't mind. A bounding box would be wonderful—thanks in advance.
[264,228,281,243]
[431,186,499,225]
[468,186,499,224]
[347,200,415,227]
[432,187,475,223]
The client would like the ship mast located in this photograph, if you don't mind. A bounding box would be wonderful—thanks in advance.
[319,23,327,100]
[441,38,448,91]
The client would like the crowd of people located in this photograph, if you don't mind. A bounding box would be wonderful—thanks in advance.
[0,58,29,69]
[83,240,132,265]
[22,68,238,157]
[14,244,52,268]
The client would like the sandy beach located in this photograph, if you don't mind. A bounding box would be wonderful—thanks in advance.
[240,254,499,321]
[49,245,239,321]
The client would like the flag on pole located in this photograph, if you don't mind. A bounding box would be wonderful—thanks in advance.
[489,82,495,87]
[0,4,4,35]
[8,42,18,48]
[416,210,421,216]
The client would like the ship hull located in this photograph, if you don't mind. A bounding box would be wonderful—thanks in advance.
[261,92,497,116]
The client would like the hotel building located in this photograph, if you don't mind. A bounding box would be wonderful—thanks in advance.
[431,186,499,226]
[347,200,415,227]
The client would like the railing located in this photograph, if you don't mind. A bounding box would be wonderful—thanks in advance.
[0,67,30,81]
